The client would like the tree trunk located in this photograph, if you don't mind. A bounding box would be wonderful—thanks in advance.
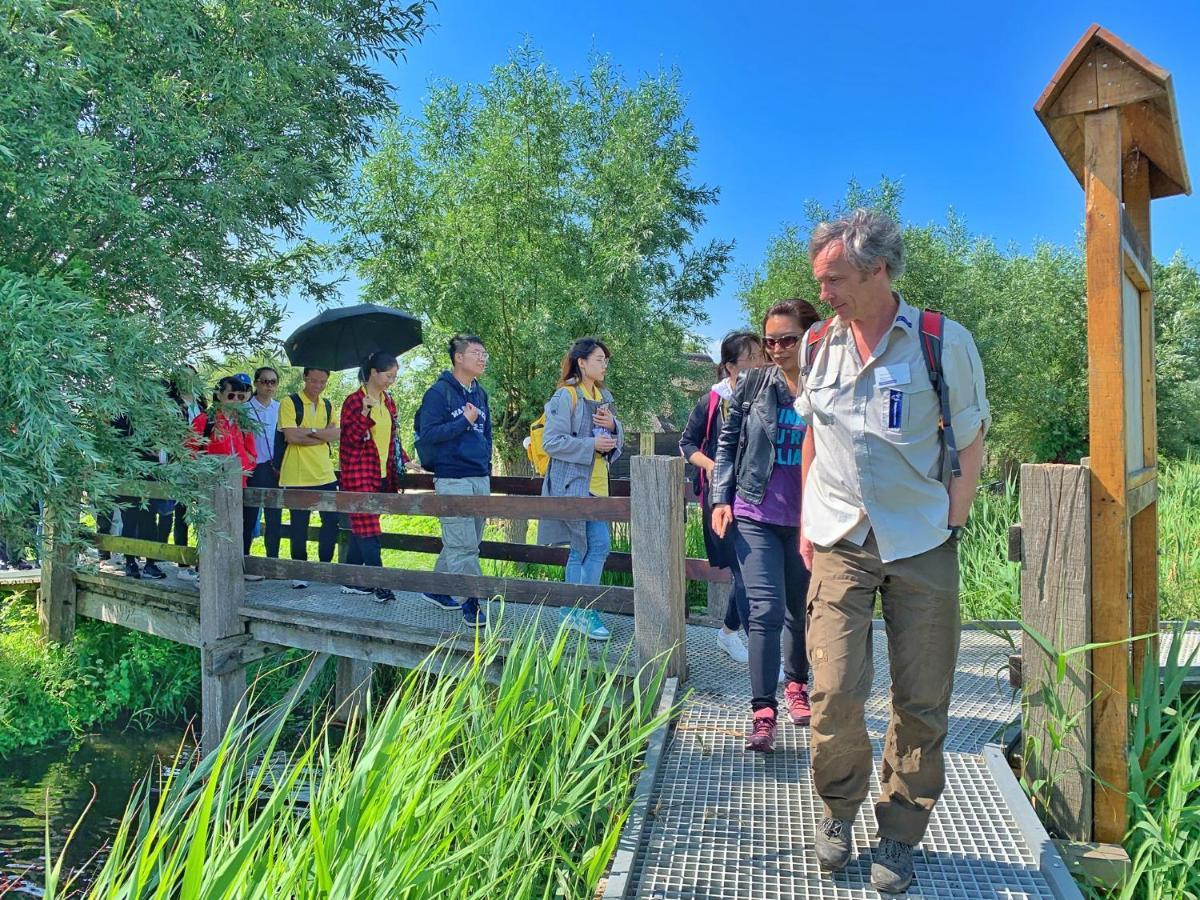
[494,446,531,547]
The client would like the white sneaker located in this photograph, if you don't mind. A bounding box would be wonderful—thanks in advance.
[292,579,309,589]
[779,664,786,684]
[177,568,199,582]
[716,628,749,664]
[340,585,371,595]
[243,573,265,582]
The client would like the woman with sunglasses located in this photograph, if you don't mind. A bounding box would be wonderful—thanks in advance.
[711,298,821,753]
[190,375,258,486]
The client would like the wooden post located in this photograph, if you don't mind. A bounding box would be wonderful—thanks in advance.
[39,500,78,644]
[639,431,655,457]
[630,455,687,682]
[1083,107,1131,843]
[199,457,248,756]
[333,657,373,724]
[1124,156,1159,695]
[706,581,731,622]
[1019,463,1092,840]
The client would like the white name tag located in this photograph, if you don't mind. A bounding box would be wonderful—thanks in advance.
[875,364,910,388]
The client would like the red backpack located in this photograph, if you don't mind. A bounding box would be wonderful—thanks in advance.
[803,309,961,478]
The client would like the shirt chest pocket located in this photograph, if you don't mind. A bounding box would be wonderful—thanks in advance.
[881,371,938,441]
[805,370,840,426]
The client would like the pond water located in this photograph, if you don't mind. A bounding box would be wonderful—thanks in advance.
[0,726,191,898]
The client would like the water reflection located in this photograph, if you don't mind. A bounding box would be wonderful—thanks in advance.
[0,727,192,897]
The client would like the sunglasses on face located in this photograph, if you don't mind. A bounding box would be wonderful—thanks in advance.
[763,334,801,351]
[225,391,249,401]
[256,378,278,386]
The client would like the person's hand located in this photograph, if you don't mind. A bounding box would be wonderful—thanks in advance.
[711,504,732,539]
[463,402,480,424]
[702,458,716,475]
[800,534,814,571]
[594,433,618,454]
[592,406,616,431]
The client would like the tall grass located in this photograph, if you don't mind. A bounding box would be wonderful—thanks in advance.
[47,616,669,899]
[1159,455,1200,621]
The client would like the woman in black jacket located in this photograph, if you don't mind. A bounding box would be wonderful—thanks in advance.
[679,331,764,664]
[711,298,821,753]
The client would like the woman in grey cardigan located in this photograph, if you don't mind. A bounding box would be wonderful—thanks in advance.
[538,337,625,641]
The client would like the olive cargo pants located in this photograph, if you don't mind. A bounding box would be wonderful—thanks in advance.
[807,530,960,845]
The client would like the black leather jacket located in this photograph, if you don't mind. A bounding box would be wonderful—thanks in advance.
[710,366,794,508]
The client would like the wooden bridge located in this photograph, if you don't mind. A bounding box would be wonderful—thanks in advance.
[11,455,1083,898]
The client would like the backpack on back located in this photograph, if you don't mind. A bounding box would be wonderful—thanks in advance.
[412,380,466,474]
[526,386,578,476]
[803,309,961,478]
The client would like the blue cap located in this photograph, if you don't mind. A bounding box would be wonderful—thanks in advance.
[232,372,252,389]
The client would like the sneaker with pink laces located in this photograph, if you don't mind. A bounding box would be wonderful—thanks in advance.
[744,708,777,753]
[784,681,811,726]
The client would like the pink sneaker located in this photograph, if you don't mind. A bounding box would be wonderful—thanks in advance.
[744,708,777,753]
[784,681,811,726]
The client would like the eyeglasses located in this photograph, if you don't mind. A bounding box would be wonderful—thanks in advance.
[763,334,801,351]
[256,378,278,386]
[466,350,489,360]
[225,391,250,401]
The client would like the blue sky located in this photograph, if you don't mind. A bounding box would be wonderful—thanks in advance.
[286,0,1199,349]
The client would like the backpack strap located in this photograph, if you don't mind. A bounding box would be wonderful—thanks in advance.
[697,389,723,495]
[290,393,304,427]
[918,309,961,478]
[322,397,332,427]
[803,318,835,375]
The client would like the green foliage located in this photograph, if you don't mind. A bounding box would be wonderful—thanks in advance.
[1159,455,1200,621]
[52,621,668,899]
[739,179,1200,465]
[0,0,431,548]
[342,42,733,465]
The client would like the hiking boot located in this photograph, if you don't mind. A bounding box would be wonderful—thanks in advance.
[423,592,461,611]
[784,681,811,726]
[815,817,854,872]
[373,588,396,603]
[142,562,167,580]
[716,627,748,663]
[871,837,915,893]
[744,708,777,753]
[123,559,141,579]
[461,598,487,629]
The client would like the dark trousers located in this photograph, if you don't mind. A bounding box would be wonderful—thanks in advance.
[101,497,159,563]
[243,462,282,557]
[160,503,190,548]
[288,481,339,563]
[733,517,810,712]
[724,562,746,632]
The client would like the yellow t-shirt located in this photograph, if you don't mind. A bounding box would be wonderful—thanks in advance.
[278,394,339,487]
[365,391,391,478]
[581,383,610,498]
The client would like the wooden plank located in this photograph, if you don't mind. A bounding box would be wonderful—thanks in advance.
[94,534,198,567]
[1130,503,1159,694]
[1126,477,1157,519]
[1126,466,1155,490]
[242,556,636,614]
[1094,44,1166,110]
[242,598,494,650]
[1047,45,1099,118]
[1121,97,1190,198]
[706,581,731,622]
[400,473,634,498]
[630,456,687,681]
[334,657,373,725]
[1052,840,1131,891]
[1084,108,1131,844]
[1019,463,1093,841]
[199,458,249,756]
[74,571,199,610]
[1120,239,1151,293]
[39,504,78,644]
[1008,524,1024,563]
[1124,158,1157,472]
[77,589,200,646]
[245,487,631,523]
[204,634,284,677]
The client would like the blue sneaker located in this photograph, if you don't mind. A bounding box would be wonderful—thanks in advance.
[423,592,461,611]
[559,607,611,641]
[461,598,487,629]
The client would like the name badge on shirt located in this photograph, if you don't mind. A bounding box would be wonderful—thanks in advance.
[875,363,910,389]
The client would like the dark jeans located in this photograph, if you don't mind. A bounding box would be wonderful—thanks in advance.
[724,561,746,632]
[159,503,190,548]
[101,497,159,563]
[733,517,810,712]
[243,462,282,557]
[288,481,339,563]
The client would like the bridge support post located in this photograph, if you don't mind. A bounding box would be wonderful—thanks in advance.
[199,457,248,756]
[333,656,373,724]
[39,498,79,644]
[630,455,687,683]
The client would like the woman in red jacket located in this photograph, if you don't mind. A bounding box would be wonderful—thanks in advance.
[191,374,257,482]
[339,351,409,603]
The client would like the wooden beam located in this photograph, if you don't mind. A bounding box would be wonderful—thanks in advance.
[1094,44,1166,110]
[74,572,199,611]
[199,458,249,756]
[204,633,284,676]
[77,590,200,646]
[1019,463,1092,840]
[706,581,732,622]
[1126,477,1157,519]
[333,657,373,725]
[245,487,631,523]
[94,534,198,567]
[630,456,687,681]
[242,556,636,614]
[1084,107,1131,844]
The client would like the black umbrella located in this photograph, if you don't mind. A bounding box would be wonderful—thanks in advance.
[284,303,423,371]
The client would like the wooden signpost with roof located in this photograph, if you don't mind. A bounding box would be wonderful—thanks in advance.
[1033,25,1190,843]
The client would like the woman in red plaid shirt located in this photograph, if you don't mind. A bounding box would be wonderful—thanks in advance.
[338,351,410,603]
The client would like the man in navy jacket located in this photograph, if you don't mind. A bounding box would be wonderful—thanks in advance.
[413,334,493,626]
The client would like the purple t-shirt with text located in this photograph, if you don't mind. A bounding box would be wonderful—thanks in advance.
[732,399,806,528]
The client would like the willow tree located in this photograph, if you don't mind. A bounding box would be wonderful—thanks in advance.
[0,0,430,549]
[344,44,732,476]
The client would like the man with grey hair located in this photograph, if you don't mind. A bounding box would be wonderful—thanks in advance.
[796,208,990,892]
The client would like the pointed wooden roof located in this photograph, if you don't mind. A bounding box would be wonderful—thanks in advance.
[1035,24,1190,199]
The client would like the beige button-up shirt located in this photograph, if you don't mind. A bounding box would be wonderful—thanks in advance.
[796,295,990,563]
